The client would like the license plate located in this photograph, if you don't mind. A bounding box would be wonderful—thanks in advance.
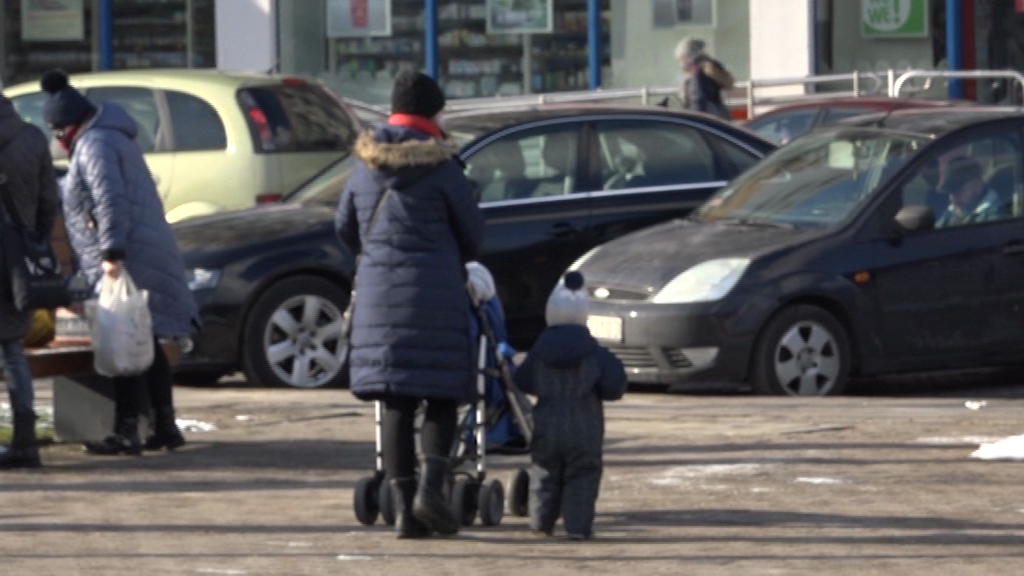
[587,315,622,342]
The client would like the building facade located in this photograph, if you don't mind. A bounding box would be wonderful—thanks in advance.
[3,0,1022,105]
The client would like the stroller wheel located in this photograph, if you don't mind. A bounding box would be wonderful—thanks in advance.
[354,476,381,525]
[509,468,529,517]
[478,479,505,527]
[450,477,479,526]
[378,477,396,526]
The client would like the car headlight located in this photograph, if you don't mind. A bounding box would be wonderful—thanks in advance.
[651,258,750,304]
[568,246,601,272]
[186,268,222,291]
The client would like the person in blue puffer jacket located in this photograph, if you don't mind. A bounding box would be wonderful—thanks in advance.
[336,71,485,539]
[40,70,199,457]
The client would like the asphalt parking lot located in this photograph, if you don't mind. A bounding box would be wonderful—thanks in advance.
[3,372,1024,576]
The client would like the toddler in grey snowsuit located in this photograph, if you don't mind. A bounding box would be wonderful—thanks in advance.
[514,271,627,539]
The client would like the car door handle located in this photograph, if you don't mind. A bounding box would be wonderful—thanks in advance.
[1003,241,1024,256]
[548,222,578,238]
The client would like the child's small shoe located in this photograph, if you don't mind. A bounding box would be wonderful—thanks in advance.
[531,529,554,538]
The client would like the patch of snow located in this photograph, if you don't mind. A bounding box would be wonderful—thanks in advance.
[336,554,373,561]
[971,435,1024,461]
[965,400,989,410]
[177,419,218,433]
[913,436,1003,446]
[265,541,312,548]
[195,569,246,575]
[652,463,763,486]
[235,415,254,421]
[751,487,771,493]
[796,477,845,485]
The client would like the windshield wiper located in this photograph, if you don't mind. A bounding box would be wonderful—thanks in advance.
[717,217,796,230]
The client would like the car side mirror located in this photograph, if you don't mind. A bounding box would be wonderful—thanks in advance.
[894,205,935,233]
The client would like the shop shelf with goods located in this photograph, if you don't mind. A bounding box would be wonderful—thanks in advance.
[1,1,98,86]
[528,2,610,93]
[109,0,215,69]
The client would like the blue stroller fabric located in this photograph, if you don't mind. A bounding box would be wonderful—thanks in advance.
[466,295,526,451]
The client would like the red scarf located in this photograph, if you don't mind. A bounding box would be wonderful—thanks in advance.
[388,114,444,139]
[57,123,84,155]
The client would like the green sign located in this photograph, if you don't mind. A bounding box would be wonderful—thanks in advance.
[861,0,929,38]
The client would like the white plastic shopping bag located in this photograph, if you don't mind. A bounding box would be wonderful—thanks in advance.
[88,271,154,377]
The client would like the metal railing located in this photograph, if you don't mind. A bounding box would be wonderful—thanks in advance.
[346,68,1024,120]
[891,69,1024,100]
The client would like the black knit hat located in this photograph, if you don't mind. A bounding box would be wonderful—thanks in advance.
[40,70,96,128]
[391,71,446,119]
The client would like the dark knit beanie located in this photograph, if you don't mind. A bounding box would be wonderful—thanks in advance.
[391,71,446,119]
[40,70,96,128]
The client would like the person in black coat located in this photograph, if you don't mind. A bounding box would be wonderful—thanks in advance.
[514,272,627,539]
[335,71,485,538]
[0,92,60,469]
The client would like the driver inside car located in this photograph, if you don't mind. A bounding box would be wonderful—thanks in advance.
[935,157,1006,227]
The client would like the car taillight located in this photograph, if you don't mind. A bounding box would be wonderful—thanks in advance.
[282,77,307,87]
[256,193,283,204]
[246,106,274,151]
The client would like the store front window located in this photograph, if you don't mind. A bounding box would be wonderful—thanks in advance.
[298,0,610,106]
[1,0,215,88]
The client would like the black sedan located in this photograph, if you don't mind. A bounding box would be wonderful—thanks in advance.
[173,105,774,388]
[577,107,1024,395]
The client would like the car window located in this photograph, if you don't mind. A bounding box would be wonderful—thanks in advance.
[464,125,580,203]
[9,92,54,143]
[238,82,358,153]
[594,120,718,190]
[896,130,1022,229]
[85,87,164,153]
[821,107,876,125]
[699,129,928,227]
[748,109,818,145]
[165,90,227,152]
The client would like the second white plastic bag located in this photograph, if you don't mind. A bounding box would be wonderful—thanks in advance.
[88,271,154,377]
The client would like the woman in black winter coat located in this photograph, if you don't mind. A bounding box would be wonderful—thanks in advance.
[335,71,485,538]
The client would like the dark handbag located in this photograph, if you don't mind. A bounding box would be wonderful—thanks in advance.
[0,172,70,312]
[342,187,394,359]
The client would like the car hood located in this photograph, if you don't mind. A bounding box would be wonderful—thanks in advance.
[173,203,334,263]
[579,218,819,293]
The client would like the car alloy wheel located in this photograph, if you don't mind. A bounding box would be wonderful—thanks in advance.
[263,294,346,389]
[751,304,850,397]
[242,275,350,389]
[773,320,841,395]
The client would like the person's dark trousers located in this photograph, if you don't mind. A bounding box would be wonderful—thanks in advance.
[143,339,185,451]
[383,396,460,536]
[530,444,603,539]
[0,339,41,468]
[82,371,144,456]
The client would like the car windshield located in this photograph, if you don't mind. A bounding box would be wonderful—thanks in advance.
[287,154,356,206]
[696,129,928,226]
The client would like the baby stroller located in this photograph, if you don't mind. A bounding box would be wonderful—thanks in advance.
[353,271,534,528]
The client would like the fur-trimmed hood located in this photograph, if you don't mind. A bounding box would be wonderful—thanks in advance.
[355,124,460,188]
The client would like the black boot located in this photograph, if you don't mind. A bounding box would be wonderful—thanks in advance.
[390,477,432,539]
[143,407,186,452]
[0,411,41,469]
[83,416,142,456]
[413,456,459,535]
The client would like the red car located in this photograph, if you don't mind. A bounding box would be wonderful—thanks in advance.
[744,97,972,145]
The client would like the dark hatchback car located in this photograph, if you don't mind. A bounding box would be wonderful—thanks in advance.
[172,105,775,388]
[578,107,1024,395]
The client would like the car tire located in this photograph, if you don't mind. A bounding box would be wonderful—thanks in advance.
[241,275,350,389]
[750,304,851,396]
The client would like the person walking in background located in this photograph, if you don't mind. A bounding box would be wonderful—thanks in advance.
[0,90,60,469]
[336,70,485,538]
[40,70,199,456]
[676,36,733,121]
[514,271,627,540]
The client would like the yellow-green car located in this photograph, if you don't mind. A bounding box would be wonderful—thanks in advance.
[4,69,360,223]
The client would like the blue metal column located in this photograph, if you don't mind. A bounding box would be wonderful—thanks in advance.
[425,0,439,79]
[946,0,964,98]
[587,0,601,90]
[99,0,113,70]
